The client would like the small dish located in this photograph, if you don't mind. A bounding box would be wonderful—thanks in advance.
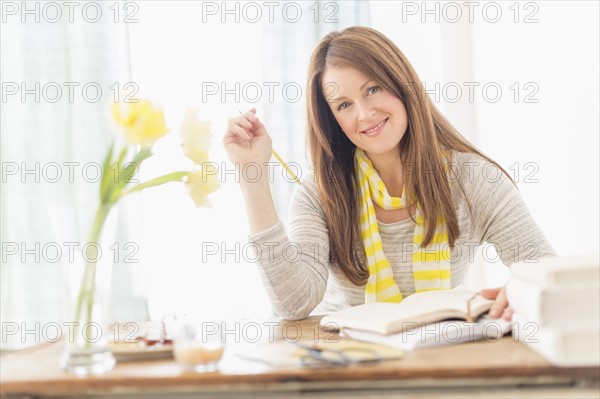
[108,340,173,362]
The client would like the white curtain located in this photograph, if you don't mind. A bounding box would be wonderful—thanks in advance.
[1,1,147,350]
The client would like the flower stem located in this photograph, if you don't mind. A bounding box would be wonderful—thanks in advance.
[107,147,154,205]
[73,204,111,348]
[123,171,188,195]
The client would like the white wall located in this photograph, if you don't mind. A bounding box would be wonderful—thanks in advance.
[472,1,599,257]
[370,0,599,287]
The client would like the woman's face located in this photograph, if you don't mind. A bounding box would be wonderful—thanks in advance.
[322,66,408,158]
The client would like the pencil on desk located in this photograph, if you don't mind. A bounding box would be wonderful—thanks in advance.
[237,109,302,185]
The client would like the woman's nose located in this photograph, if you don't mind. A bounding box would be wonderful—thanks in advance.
[357,102,374,123]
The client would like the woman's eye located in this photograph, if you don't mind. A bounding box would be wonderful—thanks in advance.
[338,102,350,111]
[368,86,380,95]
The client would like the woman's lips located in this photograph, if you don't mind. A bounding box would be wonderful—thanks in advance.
[361,118,388,137]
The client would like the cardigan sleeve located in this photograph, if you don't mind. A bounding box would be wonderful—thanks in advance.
[462,152,557,266]
[247,173,331,320]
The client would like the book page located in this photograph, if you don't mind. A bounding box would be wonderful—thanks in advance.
[400,289,492,316]
[320,288,494,335]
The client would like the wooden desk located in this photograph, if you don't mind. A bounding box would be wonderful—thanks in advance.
[1,317,599,398]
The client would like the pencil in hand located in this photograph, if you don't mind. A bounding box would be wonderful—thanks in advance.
[237,109,302,185]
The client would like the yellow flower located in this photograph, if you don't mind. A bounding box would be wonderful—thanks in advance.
[179,108,212,164]
[112,100,169,147]
[186,168,220,207]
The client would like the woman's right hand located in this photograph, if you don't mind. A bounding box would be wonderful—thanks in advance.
[223,108,273,168]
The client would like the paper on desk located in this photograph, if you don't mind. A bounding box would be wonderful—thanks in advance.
[309,340,405,360]
[235,340,404,367]
[235,342,298,368]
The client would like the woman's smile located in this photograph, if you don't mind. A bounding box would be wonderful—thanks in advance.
[361,117,389,137]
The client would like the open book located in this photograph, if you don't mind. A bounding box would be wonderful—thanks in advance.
[320,288,494,335]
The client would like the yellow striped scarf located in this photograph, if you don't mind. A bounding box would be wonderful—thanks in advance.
[355,148,451,303]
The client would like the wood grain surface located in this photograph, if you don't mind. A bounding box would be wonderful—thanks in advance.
[1,316,598,398]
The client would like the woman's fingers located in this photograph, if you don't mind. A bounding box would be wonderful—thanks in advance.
[479,287,501,300]
[502,306,514,321]
[239,108,268,136]
[238,108,257,127]
[224,109,273,166]
[481,286,509,319]
[225,109,270,151]
[239,114,256,130]
[227,117,252,140]
[229,124,251,140]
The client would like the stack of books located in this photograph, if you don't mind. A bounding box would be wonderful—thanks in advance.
[506,252,600,366]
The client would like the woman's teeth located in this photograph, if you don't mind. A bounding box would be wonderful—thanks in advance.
[362,118,388,135]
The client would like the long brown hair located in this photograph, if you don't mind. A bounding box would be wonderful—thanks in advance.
[306,26,514,285]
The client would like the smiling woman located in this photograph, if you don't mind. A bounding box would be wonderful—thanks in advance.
[322,67,409,168]
[224,26,557,320]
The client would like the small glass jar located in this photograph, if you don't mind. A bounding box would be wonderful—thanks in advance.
[173,323,225,372]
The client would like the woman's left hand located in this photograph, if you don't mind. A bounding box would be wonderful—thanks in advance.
[480,286,513,321]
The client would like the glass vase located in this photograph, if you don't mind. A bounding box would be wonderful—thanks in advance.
[60,205,116,376]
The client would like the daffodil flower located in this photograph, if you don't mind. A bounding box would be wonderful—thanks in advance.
[179,108,212,164]
[186,168,221,207]
[111,100,170,147]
